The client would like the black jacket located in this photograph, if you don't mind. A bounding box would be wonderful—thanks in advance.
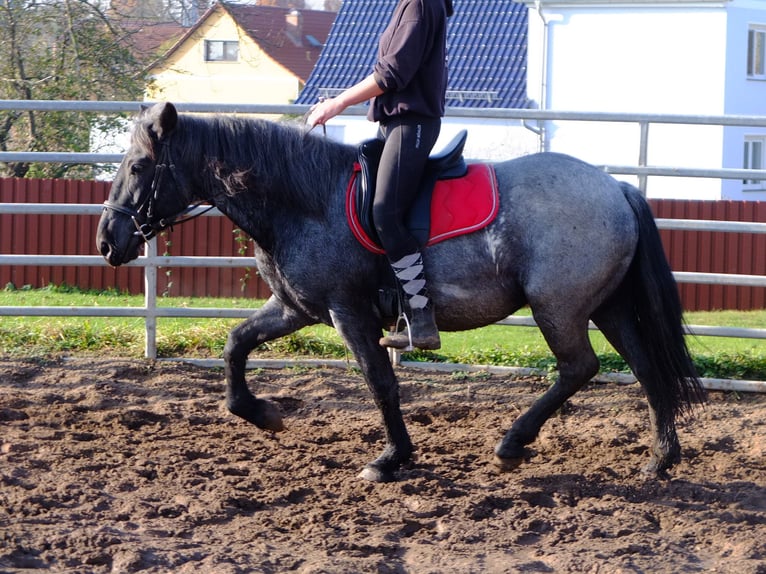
[369,0,449,123]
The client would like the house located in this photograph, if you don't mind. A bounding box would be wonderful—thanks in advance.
[144,2,336,109]
[92,2,334,175]
[523,0,766,200]
[295,0,537,161]
[298,0,766,200]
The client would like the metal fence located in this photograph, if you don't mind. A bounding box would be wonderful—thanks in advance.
[1,101,766,390]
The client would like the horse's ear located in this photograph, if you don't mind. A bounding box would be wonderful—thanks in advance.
[150,102,178,141]
[137,104,152,122]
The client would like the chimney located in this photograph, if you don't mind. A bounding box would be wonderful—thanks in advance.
[285,9,303,47]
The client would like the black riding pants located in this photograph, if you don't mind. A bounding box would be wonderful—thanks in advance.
[373,114,441,262]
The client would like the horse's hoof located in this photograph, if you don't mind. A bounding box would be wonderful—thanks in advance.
[641,460,672,480]
[358,465,396,483]
[229,397,285,432]
[492,454,525,472]
[493,440,533,472]
[255,399,285,432]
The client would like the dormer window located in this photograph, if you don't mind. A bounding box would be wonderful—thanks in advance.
[204,40,239,62]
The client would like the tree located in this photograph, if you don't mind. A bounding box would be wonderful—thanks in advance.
[109,0,212,26]
[258,0,306,9]
[0,0,145,178]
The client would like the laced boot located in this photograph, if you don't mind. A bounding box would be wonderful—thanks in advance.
[379,252,441,351]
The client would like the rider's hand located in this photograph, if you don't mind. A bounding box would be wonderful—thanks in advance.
[307,97,340,128]
[306,75,382,129]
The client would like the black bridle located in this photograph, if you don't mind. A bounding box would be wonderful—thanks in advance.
[102,140,212,241]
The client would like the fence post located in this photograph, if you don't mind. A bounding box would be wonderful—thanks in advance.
[143,240,158,359]
[638,121,649,196]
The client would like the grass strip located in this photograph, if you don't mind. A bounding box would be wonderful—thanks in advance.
[1,284,765,380]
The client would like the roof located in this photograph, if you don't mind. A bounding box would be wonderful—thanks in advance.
[152,2,336,82]
[296,0,528,109]
[119,21,187,65]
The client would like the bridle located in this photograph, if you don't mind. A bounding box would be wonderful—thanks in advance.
[102,139,212,241]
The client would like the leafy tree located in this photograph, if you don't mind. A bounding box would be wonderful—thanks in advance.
[0,0,145,178]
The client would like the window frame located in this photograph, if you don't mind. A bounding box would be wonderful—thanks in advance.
[743,135,766,191]
[747,25,766,79]
[204,40,239,63]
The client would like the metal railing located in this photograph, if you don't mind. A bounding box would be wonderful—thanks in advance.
[2,100,766,194]
[1,101,766,391]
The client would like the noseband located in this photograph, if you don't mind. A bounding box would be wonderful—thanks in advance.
[103,140,211,241]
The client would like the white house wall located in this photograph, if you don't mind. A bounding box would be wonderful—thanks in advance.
[530,2,729,199]
[722,2,766,200]
[313,1,766,199]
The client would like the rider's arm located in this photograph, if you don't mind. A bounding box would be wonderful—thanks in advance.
[306,74,383,127]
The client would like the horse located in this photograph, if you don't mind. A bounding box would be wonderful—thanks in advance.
[97,102,705,483]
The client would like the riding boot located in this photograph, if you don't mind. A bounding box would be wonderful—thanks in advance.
[379,252,441,351]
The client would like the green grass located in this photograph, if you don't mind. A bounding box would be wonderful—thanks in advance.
[1,284,765,379]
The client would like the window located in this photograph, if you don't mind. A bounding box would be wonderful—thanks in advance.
[743,136,765,189]
[747,26,766,78]
[204,40,239,62]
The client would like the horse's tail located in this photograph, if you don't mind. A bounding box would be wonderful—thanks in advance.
[619,182,706,418]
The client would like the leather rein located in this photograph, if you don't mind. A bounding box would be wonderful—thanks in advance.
[102,140,212,241]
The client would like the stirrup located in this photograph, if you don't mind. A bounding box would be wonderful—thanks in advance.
[393,311,414,352]
[379,311,415,352]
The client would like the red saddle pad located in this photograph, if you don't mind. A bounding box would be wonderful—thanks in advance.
[346,163,499,254]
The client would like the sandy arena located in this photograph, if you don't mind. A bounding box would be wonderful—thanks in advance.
[1,357,764,573]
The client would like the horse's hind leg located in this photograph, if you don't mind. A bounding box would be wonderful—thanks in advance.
[224,296,313,431]
[495,313,600,471]
[592,297,681,477]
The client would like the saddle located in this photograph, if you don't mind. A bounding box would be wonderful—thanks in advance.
[346,130,499,254]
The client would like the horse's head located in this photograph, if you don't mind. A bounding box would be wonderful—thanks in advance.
[97,102,191,266]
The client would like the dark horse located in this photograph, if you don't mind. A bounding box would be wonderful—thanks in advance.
[97,102,705,482]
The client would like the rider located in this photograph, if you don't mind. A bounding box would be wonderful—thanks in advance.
[307,0,453,351]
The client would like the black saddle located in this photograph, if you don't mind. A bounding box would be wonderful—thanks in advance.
[356,129,468,248]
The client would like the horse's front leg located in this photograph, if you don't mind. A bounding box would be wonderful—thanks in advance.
[332,310,413,482]
[224,295,313,431]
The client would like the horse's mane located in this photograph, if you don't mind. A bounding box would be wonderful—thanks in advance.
[134,112,357,215]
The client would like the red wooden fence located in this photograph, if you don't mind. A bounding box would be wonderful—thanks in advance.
[649,199,766,311]
[2,177,765,311]
[0,177,271,299]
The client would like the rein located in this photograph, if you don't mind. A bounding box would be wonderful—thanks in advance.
[103,140,213,241]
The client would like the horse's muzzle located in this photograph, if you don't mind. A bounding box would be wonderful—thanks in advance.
[98,236,141,267]
[99,240,123,267]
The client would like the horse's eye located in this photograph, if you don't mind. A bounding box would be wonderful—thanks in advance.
[130,162,145,175]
